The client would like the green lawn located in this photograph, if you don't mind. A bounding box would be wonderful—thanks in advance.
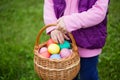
[0,0,120,80]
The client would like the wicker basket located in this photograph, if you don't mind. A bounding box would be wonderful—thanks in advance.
[34,24,80,80]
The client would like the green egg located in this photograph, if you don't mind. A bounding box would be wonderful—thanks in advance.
[59,40,71,49]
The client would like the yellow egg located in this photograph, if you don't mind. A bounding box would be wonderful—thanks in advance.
[48,44,60,54]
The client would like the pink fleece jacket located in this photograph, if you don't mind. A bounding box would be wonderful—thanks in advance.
[43,0,109,58]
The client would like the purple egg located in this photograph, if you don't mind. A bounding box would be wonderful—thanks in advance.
[60,48,72,58]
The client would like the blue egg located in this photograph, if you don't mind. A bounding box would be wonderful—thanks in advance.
[50,54,61,59]
[59,40,71,49]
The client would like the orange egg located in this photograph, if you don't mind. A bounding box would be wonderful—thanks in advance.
[47,38,56,47]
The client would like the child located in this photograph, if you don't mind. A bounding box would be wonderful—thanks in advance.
[43,0,109,80]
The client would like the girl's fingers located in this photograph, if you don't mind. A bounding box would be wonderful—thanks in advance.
[63,34,70,40]
[50,29,69,44]
[51,34,58,43]
[58,32,64,44]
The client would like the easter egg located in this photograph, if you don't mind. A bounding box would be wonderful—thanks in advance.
[60,48,72,58]
[50,54,61,59]
[48,44,60,54]
[39,51,51,58]
[59,40,71,49]
[47,38,56,47]
[39,47,47,54]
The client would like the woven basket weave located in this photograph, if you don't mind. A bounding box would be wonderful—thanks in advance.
[34,24,80,80]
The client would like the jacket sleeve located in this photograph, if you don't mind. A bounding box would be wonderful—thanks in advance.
[44,0,57,34]
[63,0,109,32]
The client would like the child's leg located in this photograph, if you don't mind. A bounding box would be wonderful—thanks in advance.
[73,55,99,80]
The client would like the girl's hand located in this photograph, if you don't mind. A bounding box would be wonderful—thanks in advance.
[57,17,67,34]
[50,29,69,44]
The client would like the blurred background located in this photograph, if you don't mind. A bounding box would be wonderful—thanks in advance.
[0,0,120,80]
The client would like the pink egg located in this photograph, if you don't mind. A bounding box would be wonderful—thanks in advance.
[60,48,72,58]
[39,47,48,54]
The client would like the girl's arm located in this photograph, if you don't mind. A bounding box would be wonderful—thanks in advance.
[44,0,69,43]
[62,0,109,32]
[44,0,57,34]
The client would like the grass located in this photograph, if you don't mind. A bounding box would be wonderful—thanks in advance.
[0,0,120,80]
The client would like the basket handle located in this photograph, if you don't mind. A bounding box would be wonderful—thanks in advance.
[34,24,78,52]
